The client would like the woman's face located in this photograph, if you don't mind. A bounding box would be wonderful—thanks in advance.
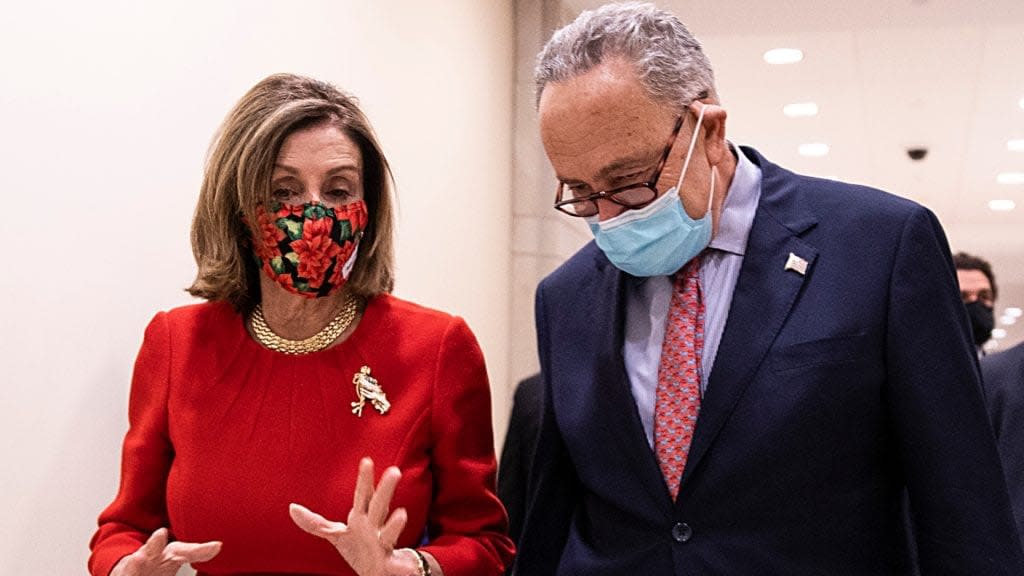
[270,123,365,208]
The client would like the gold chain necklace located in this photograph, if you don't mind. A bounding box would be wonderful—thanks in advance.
[250,295,359,355]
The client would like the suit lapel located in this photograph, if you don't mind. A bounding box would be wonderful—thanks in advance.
[588,252,677,507]
[679,150,818,492]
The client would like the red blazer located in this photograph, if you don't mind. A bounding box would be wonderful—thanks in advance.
[90,295,513,575]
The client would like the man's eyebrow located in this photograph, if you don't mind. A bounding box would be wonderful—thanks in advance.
[557,151,658,184]
[597,153,656,179]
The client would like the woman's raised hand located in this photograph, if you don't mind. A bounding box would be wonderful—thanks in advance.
[110,528,221,576]
[290,457,420,576]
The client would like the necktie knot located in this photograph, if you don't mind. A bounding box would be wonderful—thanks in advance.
[674,255,703,299]
[679,253,702,278]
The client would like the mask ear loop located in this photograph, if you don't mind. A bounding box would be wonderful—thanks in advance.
[674,104,716,217]
[674,103,708,191]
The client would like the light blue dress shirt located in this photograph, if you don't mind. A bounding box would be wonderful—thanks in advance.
[624,145,762,447]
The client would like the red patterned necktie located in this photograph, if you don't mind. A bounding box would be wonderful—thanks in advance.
[654,256,705,500]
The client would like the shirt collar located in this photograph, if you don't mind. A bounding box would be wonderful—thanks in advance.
[708,142,761,256]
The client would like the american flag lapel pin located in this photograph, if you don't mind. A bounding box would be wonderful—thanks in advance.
[784,252,809,276]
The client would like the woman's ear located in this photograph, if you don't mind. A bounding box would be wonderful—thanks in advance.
[693,102,728,167]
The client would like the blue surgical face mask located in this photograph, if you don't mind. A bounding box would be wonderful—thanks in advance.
[587,105,716,277]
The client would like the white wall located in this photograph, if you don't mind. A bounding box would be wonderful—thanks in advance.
[0,1,513,573]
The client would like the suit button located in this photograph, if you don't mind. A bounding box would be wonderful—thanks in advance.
[672,522,692,543]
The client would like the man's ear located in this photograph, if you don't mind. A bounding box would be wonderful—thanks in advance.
[693,102,728,167]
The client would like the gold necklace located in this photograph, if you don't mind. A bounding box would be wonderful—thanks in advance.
[250,295,360,355]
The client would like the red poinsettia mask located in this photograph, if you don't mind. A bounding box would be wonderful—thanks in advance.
[249,200,369,298]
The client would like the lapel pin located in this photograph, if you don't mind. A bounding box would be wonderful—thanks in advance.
[351,366,390,417]
[784,252,809,276]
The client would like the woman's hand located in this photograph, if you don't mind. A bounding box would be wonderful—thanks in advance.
[110,528,221,576]
[290,457,420,576]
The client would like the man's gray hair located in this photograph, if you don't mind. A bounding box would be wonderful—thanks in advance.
[535,2,716,109]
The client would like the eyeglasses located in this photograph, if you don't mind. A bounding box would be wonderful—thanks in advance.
[553,115,684,218]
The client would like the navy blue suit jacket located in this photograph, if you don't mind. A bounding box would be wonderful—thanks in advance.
[515,148,1023,575]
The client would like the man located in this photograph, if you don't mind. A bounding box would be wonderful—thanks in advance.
[497,373,542,546]
[515,3,1022,574]
[953,251,998,353]
[982,340,1024,554]
[955,252,1024,554]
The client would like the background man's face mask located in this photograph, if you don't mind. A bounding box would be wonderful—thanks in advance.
[964,300,995,346]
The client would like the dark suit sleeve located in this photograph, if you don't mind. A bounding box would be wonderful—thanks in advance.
[498,374,542,546]
[981,343,1024,556]
[512,287,581,575]
[884,207,1024,573]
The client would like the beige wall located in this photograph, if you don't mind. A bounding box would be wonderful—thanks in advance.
[507,0,592,394]
[0,1,513,573]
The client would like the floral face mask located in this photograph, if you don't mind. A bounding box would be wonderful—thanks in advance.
[249,200,369,298]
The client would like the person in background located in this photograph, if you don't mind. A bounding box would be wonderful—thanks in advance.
[89,73,513,576]
[952,250,1024,558]
[514,3,1022,574]
[497,373,542,548]
[953,251,998,354]
[982,339,1024,555]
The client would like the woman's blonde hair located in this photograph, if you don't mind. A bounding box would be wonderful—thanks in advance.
[187,73,395,312]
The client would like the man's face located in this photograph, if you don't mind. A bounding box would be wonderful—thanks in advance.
[537,58,711,222]
[957,269,994,307]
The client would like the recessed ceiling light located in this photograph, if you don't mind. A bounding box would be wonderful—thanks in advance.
[1001,315,1018,326]
[1020,97,1024,109]
[988,199,1016,211]
[783,102,819,117]
[798,142,829,157]
[1005,307,1023,318]
[997,172,1024,184]
[763,48,803,65]
[992,328,1007,339]
[1009,139,1024,152]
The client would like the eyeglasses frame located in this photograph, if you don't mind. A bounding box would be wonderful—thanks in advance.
[553,114,685,218]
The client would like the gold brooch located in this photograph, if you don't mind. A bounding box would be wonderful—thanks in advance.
[351,366,390,417]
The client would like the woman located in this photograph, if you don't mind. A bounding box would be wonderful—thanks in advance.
[89,73,513,576]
